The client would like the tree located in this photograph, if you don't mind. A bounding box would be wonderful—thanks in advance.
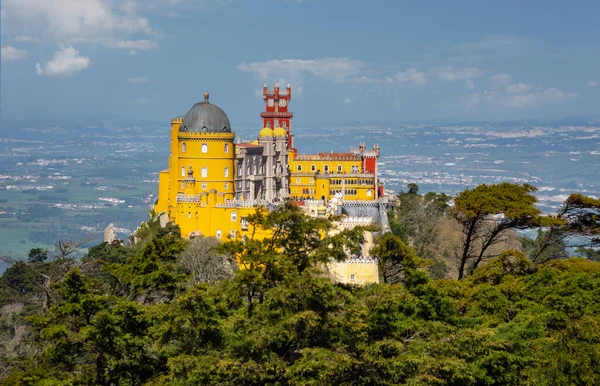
[178,236,236,285]
[453,183,542,279]
[521,229,568,263]
[219,201,366,316]
[370,233,423,284]
[528,194,600,263]
[27,248,48,263]
[575,247,600,262]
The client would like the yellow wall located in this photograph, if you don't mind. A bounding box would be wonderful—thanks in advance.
[155,117,380,284]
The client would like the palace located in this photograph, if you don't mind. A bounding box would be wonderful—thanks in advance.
[155,84,388,283]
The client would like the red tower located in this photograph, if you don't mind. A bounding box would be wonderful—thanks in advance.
[261,82,294,150]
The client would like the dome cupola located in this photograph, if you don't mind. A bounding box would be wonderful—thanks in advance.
[180,91,231,133]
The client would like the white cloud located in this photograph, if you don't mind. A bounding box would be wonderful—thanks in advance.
[36,45,90,76]
[344,96,354,104]
[1,45,28,62]
[435,67,482,81]
[448,34,526,63]
[466,79,475,89]
[127,76,148,83]
[2,0,155,45]
[464,86,577,110]
[237,57,366,90]
[105,39,159,50]
[505,82,532,94]
[14,35,39,43]
[128,50,137,56]
[490,73,511,86]
[349,75,380,84]
[588,80,599,87]
[384,68,427,86]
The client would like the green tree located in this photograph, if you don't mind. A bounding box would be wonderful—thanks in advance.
[521,229,569,263]
[528,194,600,263]
[370,233,423,284]
[27,248,49,263]
[219,201,365,317]
[453,183,542,279]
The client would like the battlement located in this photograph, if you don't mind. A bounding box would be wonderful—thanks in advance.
[178,132,235,140]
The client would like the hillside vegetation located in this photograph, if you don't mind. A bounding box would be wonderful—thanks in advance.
[0,184,599,385]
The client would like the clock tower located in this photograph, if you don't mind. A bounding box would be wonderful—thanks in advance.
[261,82,294,150]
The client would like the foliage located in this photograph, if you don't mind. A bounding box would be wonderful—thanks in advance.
[453,183,542,279]
[2,198,600,385]
[528,194,600,263]
[520,228,569,262]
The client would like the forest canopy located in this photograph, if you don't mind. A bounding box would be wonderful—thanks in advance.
[0,184,599,385]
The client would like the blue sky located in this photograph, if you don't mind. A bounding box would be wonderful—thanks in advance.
[1,0,599,126]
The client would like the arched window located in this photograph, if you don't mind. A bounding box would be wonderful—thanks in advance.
[231,211,237,221]
[297,165,302,171]
[337,165,342,172]
[216,229,221,239]
[225,182,229,189]
[311,164,316,172]
[181,142,186,153]
[188,212,191,218]
[201,167,207,178]
[324,165,329,173]
[224,144,229,153]
[367,189,372,197]
[230,230,235,239]
[224,167,229,178]
[181,167,186,177]
[201,143,208,153]
[282,121,287,128]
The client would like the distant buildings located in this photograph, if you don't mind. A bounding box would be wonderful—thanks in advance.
[154,84,389,283]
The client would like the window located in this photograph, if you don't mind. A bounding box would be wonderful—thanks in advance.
[297,165,302,171]
[181,182,184,189]
[188,212,191,218]
[311,164,316,172]
[202,182,207,189]
[337,165,342,172]
[241,217,249,231]
[224,143,229,153]
[182,143,186,153]
[216,229,221,239]
[195,212,198,218]
[225,182,229,189]
[310,178,314,183]
[324,165,329,173]
[350,274,355,281]
[224,167,229,177]
[367,189,372,197]
[181,167,186,177]
[201,167,207,178]
[296,178,300,183]
[231,211,237,221]
[201,143,208,153]
[230,230,235,239]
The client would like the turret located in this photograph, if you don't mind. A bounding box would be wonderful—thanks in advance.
[373,144,380,156]
[274,82,280,96]
[286,83,291,98]
[263,82,268,96]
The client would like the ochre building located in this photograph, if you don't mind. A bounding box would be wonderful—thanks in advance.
[154,84,387,283]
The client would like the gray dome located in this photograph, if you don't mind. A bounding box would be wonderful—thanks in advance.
[180,93,231,133]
